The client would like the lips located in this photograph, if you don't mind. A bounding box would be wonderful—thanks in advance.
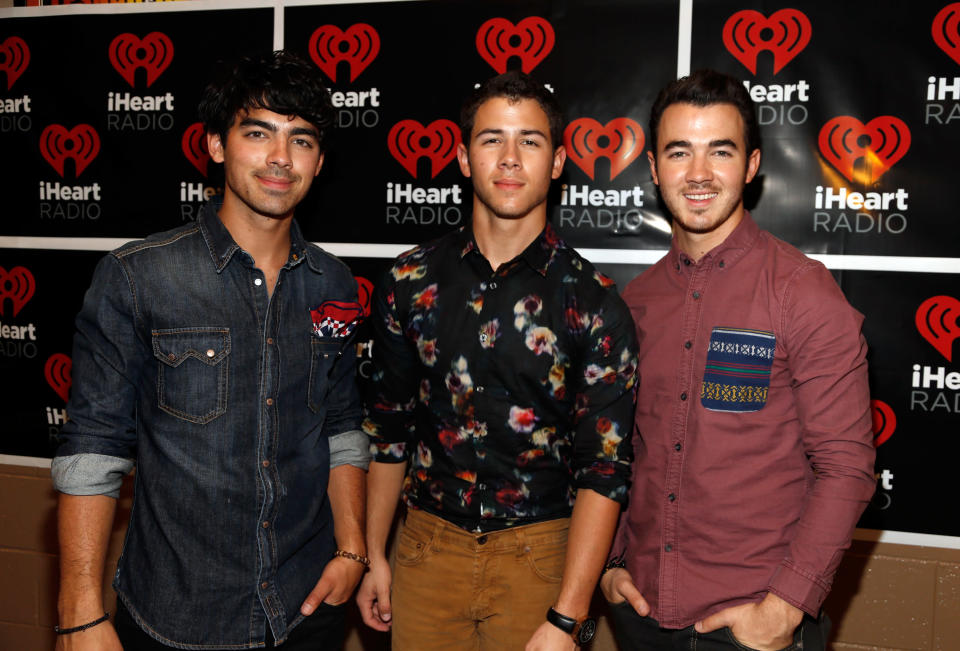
[493,177,524,190]
[256,173,296,190]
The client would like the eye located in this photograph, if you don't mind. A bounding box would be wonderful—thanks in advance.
[520,138,540,147]
[293,137,315,148]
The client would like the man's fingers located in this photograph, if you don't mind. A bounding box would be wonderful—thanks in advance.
[301,579,332,615]
[695,608,732,634]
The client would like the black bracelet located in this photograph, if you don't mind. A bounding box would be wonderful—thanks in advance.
[54,612,110,635]
[602,553,627,574]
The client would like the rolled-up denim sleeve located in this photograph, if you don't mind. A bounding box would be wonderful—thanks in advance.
[53,254,143,494]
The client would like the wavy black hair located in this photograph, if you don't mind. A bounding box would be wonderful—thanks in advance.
[198,50,335,151]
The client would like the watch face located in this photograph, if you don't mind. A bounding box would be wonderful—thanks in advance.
[577,618,597,644]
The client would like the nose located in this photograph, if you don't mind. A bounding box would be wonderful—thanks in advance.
[686,152,711,183]
[267,138,292,169]
[498,138,520,169]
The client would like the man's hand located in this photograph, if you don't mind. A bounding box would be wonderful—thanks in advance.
[356,558,393,631]
[599,568,650,617]
[300,556,366,615]
[694,592,803,651]
[525,620,576,651]
[55,621,122,651]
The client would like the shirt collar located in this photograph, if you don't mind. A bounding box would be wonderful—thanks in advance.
[197,199,318,274]
[668,211,761,274]
[458,222,563,277]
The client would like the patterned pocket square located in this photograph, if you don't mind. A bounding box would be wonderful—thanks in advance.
[310,300,365,338]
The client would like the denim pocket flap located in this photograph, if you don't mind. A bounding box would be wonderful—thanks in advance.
[152,328,231,367]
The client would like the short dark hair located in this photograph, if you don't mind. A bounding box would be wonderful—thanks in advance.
[198,50,335,152]
[649,69,760,155]
[459,71,564,149]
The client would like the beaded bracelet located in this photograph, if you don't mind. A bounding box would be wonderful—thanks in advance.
[54,612,110,635]
[334,549,371,568]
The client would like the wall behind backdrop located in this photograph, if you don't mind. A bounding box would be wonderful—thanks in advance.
[1,0,959,551]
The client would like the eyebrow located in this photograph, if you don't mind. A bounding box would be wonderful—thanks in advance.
[474,127,548,140]
[238,117,320,139]
[662,138,739,151]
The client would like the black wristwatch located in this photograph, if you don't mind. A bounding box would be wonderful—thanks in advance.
[546,607,597,645]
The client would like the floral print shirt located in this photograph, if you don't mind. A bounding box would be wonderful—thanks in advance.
[364,224,638,532]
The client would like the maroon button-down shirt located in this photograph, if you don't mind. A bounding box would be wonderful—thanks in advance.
[612,214,876,628]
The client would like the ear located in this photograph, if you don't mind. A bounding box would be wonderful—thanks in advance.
[551,144,566,180]
[314,152,325,177]
[456,142,471,177]
[745,148,761,184]
[647,150,659,186]
[207,132,225,164]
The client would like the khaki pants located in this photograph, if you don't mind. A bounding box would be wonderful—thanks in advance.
[391,509,569,651]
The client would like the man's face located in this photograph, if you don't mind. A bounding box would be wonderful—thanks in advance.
[648,102,760,237]
[457,96,565,221]
[207,108,324,221]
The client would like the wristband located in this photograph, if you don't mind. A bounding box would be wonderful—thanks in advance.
[602,553,627,574]
[334,549,370,568]
[54,612,110,635]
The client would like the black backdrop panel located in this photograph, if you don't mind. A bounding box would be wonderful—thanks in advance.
[1,9,272,239]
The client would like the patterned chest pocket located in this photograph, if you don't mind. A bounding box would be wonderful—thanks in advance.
[701,327,775,412]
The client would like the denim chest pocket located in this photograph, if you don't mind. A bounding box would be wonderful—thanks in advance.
[308,338,342,414]
[700,327,776,413]
[152,328,230,424]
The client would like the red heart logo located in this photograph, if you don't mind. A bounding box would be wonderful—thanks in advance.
[818,116,910,184]
[476,17,555,74]
[933,3,960,66]
[108,32,174,88]
[45,353,72,403]
[308,24,380,83]
[181,122,210,177]
[39,124,100,178]
[871,399,896,447]
[564,117,644,181]
[387,119,460,179]
[0,36,30,90]
[0,266,36,317]
[915,295,960,362]
[723,9,811,75]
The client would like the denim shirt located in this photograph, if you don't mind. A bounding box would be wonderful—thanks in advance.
[53,201,363,649]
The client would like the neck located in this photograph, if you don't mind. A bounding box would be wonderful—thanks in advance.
[674,209,744,262]
[471,202,547,272]
[217,193,294,293]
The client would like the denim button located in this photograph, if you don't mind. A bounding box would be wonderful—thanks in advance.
[477,535,488,545]
[266,337,274,345]
[266,398,274,406]
[262,521,270,528]
[261,581,269,589]
[262,460,270,468]
[254,278,263,286]
[206,349,215,358]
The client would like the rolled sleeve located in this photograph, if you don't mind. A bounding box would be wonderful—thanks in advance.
[56,254,143,467]
[51,453,134,498]
[570,289,639,503]
[364,270,419,464]
[328,428,371,470]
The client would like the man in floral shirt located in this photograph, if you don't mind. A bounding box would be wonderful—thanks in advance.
[356,72,639,650]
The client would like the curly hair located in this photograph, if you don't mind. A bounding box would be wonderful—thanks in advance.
[198,50,335,152]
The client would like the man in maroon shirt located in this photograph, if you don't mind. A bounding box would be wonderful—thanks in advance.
[601,69,876,651]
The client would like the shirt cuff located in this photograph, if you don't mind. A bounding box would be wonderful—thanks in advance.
[329,429,371,470]
[767,560,831,617]
[51,453,134,499]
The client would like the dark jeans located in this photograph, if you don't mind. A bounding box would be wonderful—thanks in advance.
[608,601,831,651]
[116,599,346,650]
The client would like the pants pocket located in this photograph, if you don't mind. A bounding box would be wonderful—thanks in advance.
[524,539,565,583]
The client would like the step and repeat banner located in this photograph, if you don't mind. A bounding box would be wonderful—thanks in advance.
[1,0,958,540]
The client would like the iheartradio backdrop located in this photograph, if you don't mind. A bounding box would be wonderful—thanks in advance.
[1,0,959,541]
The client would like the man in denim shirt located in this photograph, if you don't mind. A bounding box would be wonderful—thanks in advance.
[52,51,369,650]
